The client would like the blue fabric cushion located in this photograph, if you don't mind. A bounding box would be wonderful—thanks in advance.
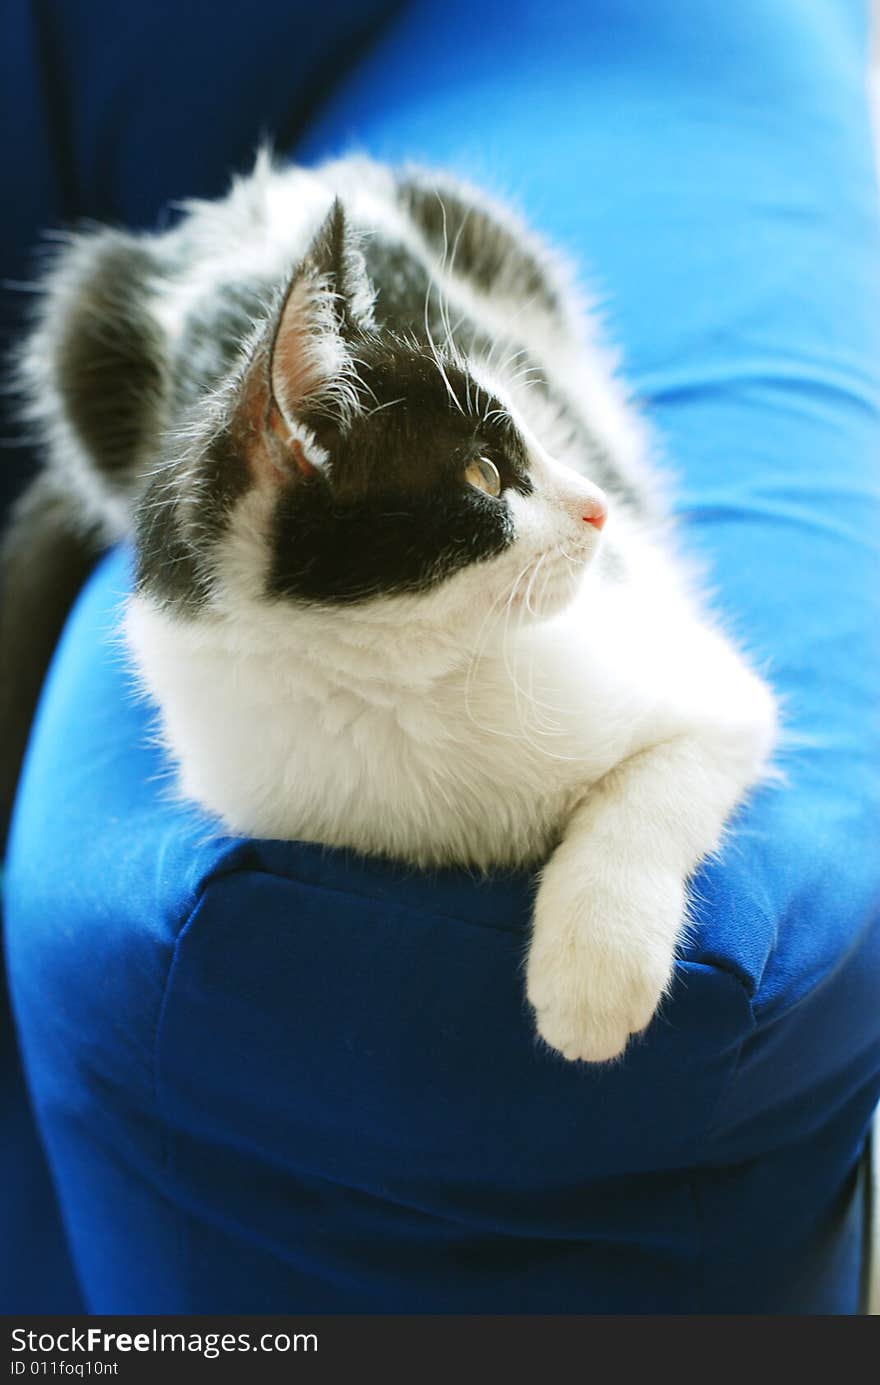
[6,0,880,1312]
[0,1006,82,1312]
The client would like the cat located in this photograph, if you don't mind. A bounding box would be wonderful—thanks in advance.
[3,152,777,1062]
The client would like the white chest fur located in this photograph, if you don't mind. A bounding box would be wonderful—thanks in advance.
[126,580,633,868]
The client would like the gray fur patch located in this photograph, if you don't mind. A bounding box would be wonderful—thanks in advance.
[398,177,562,318]
[54,237,166,493]
[135,424,249,611]
[172,278,274,409]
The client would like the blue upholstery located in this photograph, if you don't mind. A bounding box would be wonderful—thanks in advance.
[6,0,880,1312]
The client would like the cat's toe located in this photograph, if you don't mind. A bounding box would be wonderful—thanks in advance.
[527,865,683,1064]
[527,936,672,1064]
[533,1006,634,1063]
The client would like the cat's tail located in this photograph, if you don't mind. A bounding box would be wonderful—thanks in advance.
[0,472,101,844]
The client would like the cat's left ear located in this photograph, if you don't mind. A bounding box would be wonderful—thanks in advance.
[268,199,375,434]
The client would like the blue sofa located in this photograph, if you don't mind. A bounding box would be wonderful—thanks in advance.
[4,0,880,1313]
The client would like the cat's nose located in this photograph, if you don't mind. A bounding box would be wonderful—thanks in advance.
[581,498,607,530]
[538,448,608,532]
[563,485,607,532]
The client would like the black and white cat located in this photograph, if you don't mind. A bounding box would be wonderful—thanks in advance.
[6,153,777,1062]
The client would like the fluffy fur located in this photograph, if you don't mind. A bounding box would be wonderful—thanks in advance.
[9,153,777,1062]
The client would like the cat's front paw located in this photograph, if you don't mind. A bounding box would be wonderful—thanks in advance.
[526,868,683,1063]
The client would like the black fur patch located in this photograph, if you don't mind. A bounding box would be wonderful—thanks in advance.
[267,478,515,604]
[55,237,166,490]
[267,333,530,603]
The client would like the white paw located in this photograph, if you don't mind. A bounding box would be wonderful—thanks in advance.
[526,866,684,1063]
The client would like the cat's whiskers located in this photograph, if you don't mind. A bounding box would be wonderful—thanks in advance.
[422,277,464,415]
[434,192,472,360]
[507,361,542,386]
[420,198,546,423]
[344,356,383,411]
[475,297,544,390]
[363,396,405,420]
[523,551,548,618]
[481,406,512,427]
[416,199,469,413]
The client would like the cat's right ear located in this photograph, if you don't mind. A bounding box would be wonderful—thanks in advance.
[268,200,375,436]
[235,200,375,488]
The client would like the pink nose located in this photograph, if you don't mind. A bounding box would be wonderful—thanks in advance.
[582,500,607,530]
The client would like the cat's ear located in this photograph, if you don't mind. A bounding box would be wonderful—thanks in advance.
[268,200,375,433]
[231,202,375,487]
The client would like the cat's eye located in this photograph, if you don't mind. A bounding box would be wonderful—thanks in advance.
[464,456,501,498]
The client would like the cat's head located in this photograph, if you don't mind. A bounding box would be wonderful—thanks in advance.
[139,202,608,645]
